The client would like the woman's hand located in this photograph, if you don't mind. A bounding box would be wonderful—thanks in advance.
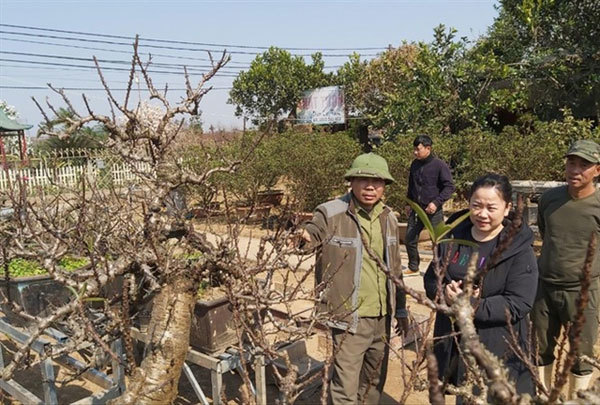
[444,280,463,305]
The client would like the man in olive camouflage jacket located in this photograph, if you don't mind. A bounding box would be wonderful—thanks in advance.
[303,153,409,404]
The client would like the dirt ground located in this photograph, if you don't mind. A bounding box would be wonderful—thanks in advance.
[0,217,551,404]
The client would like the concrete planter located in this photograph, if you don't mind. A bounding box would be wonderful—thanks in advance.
[139,294,237,354]
[256,189,284,206]
[0,275,70,322]
[397,222,430,244]
[189,296,237,354]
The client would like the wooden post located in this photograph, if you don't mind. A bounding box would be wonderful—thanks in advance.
[255,354,266,405]
[211,363,223,405]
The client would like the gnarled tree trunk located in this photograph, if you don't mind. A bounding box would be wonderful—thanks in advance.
[113,274,196,404]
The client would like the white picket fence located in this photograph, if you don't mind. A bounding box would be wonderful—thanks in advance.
[0,159,152,193]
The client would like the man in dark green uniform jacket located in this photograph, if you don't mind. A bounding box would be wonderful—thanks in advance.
[532,139,600,398]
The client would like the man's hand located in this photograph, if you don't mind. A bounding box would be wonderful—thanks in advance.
[289,229,312,249]
[395,316,410,336]
[404,205,411,217]
[299,229,311,245]
[425,202,437,215]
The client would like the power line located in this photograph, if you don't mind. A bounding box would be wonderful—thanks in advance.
[0,58,240,77]
[0,37,257,66]
[0,29,378,57]
[0,50,246,72]
[0,23,388,52]
[0,85,232,91]
[0,74,133,84]
[0,47,343,70]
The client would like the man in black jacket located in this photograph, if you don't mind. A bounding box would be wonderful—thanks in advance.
[404,135,455,275]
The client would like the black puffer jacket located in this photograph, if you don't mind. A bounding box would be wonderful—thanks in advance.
[424,210,538,395]
[407,154,454,209]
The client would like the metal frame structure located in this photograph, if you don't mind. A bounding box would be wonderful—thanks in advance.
[0,318,126,404]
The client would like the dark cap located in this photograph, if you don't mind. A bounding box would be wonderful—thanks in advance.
[565,140,600,164]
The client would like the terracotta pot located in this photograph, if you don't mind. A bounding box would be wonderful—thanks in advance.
[234,204,272,223]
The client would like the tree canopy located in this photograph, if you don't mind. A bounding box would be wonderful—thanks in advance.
[229,1,599,135]
[228,47,333,128]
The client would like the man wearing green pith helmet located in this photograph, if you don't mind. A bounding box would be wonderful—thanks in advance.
[302,153,409,403]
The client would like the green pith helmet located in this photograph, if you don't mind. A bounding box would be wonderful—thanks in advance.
[344,153,395,184]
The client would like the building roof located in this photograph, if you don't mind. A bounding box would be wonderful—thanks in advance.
[0,108,33,133]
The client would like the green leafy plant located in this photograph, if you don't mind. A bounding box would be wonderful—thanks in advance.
[59,256,90,271]
[6,258,46,277]
[5,256,90,278]
[406,199,475,247]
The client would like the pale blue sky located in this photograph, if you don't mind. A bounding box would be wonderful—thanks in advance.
[0,0,499,133]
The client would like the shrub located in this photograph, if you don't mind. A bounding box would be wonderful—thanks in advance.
[216,131,288,204]
[180,142,226,208]
[278,130,361,212]
[377,138,413,215]
[451,113,600,195]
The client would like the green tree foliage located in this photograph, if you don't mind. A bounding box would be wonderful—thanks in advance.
[348,25,531,137]
[349,44,418,134]
[227,2,598,139]
[34,108,107,152]
[334,52,369,115]
[484,0,600,120]
[329,1,598,137]
[228,47,333,128]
